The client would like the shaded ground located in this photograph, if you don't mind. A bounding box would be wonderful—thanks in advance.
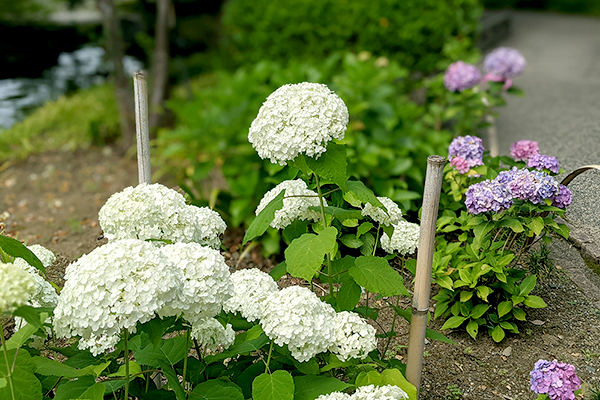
[1,147,600,399]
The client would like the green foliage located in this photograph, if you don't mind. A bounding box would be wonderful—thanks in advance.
[0,84,120,162]
[0,235,45,275]
[484,0,600,16]
[527,242,555,278]
[222,0,483,72]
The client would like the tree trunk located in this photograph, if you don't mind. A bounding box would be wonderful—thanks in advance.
[149,0,173,131]
[96,0,136,151]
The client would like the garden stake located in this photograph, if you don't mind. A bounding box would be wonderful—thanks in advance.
[406,155,446,396]
[134,71,151,185]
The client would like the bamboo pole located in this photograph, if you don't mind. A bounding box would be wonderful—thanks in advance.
[406,155,446,396]
[486,115,499,157]
[134,71,151,185]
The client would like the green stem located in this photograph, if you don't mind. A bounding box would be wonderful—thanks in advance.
[264,340,274,374]
[1,330,16,400]
[0,247,11,263]
[315,175,334,297]
[124,330,130,400]
[372,225,381,256]
[382,295,401,359]
[182,328,191,390]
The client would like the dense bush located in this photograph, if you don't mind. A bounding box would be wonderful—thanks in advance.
[484,0,600,15]
[222,0,483,73]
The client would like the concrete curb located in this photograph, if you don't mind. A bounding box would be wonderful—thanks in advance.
[557,217,600,264]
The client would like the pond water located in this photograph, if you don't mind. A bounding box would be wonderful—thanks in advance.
[0,46,142,129]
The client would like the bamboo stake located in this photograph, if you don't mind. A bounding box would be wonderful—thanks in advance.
[406,155,446,396]
[134,71,151,184]
[486,115,499,157]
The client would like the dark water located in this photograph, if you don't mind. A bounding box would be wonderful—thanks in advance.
[0,46,142,129]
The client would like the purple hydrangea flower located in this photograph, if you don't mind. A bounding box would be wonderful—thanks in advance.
[495,167,518,184]
[528,154,560,174]
[444,61,481,92]
[448,136,484,172]
[510,140,539,161]
[504,168,559,204]
[465,179,513,215]
[484,47,526,79]
[530,359,581,400]
[551,184,572,209]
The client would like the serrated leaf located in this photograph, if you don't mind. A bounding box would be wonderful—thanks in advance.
[0,235,45,275]
[285,227,337,283]
[349,256,408,297]
[253,371,294,400]
[282,220,310,244]
[158,360,186,400]
[242,190,285,245]
[55,376,104,400]
[337,275,362,311]
[523,295,547,308]
[5,314,45,350]
[305,142,347,190]
[498,301,512,317]
[466,320,479,339]
[189,380,244,400]
[0,348,42,400]
[134,335,187,368]
[108,362,142,377]
[491,325,505,342]
[294,375,351,400]
[441,316,466,330]
[343,181,382,208]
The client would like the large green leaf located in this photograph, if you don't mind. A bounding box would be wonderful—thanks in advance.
[134,335,187,368]
[189,380,245,400]
[523,295,547,308]
[294,375,351,400]
[337,275,362,311]
[158,360,186,400]
[54,376,104,400]
[138,316,177,348]
[491,325,505,342]
[33,356,89,378]
[252,371,295,400]
[466,320,479,339]
[305,142,347,190]
[425,328,455,344]
[497,301,513,318]
[0,348,42,400]
[342,181,383,208]
[527,217,545,236]
[242,190,285,245]
[518,275,537,297]
[498,218,524,233]
[285,227,337,283]
[348,256,408,297]
[0,235,45,275]
[440,316,466,330]
[380,369,417,400]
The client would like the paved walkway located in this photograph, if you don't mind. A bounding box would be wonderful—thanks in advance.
[491,10,600,261]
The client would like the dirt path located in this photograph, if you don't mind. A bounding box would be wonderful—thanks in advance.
[1,147,599,399]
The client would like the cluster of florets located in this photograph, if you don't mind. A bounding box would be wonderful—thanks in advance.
[465,179,514,215]
[329,311,377,361]
[496,167,564,204]
[448,135,484,173]
[510,140,539,161]
[443,61,481,92]
[530,359,581,400]
[316,385,408,400]
[255,179,325,230]
[222,268,279,322]
[190,317,235,351]
[380,220,420,255]
[361,197,403,226]
[27,244,56,268]
[0,261,36,313]
[13,258,58,309]
[528,154,560,174]
[248,82,349,165]
[99,183,226,249]
[483,47,526,89]
[551,184,573,209]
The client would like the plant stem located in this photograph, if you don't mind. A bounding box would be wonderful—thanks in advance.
[124,330,130,400]
[1,330,16,400]
[382,295,401,359]
[182,328,191,391]
[373,225,381,256]
[315,175,334,297]
[264,340,274,374]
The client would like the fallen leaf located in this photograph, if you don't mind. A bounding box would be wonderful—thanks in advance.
[531,320,545,325]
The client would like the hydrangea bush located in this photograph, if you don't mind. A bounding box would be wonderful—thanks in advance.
[433,137,571,342]
[530,359,582,400]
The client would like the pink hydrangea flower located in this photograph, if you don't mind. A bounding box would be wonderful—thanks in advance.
[450,156,471,174]
[510,140,539,161]
[444,61,481,92]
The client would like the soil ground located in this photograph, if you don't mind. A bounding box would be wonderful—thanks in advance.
[1,147,599,399]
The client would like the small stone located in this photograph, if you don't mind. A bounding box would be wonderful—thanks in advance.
[502,347,512,357]
[531,320,545,325]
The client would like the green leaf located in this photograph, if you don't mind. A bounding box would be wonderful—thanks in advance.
[380,369,417,400]
[5,315,44,350]
[138,316,176,348]
[134,335,187,368]
[0,235,45,275]
[469,304,490,319]
[349,256,409,297]
[269,261,287,281]
[518,275,537,297]
[33,356,88,378]
[343,181,383,208]
[491,325,505,342]
[189,380,245,400]
[337,275,362,311]
[498,301,512,317]
[54,376,104,400]
[0,348,42,400]
[476,286,492,302]
[440,316,466,330]
[554,223,570,239]
[330,256,355,283]
[512,308,526,321]
[523,295,547,308]
[158,360,186,400]
[357,222,374,237]
[339,234,364,249]
[498,218,524,233]
[107,362,142,377]
[293,375,351,400]
[435,275,454,291]
[292,358,320,375]
[285,227,337,283]
[252,371,295,400]
[527,217,544,236]
[305,142,347,190]
[242,190,285,245]
[282,220,310,244]
[355,371,383,387]
[466,320,479,339]
[459,291,473,302]
[425,328,455,345]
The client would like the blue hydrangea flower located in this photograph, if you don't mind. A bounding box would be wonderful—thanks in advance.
[465,180,513,215]
[496,168,559,205]
[448,135,484,170]
[528,154,560,174]
[444,61,481,92]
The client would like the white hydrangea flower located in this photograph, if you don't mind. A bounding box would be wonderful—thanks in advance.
[27,244,56,267]
[361,197,403,226]
[255,179,326,230]
[316,392,351,400]
[352,385,408,400]
[222,268,278,322]
[13,258,58,308]
[99,183,226,248]
[0,262,36,313]
[329,311,377,362]
[380,220,420,255]
[158,243,234,322]
[190,317,235,351]
[249,82,349,165]
[260,286,336,362]
[53,240,184,356]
